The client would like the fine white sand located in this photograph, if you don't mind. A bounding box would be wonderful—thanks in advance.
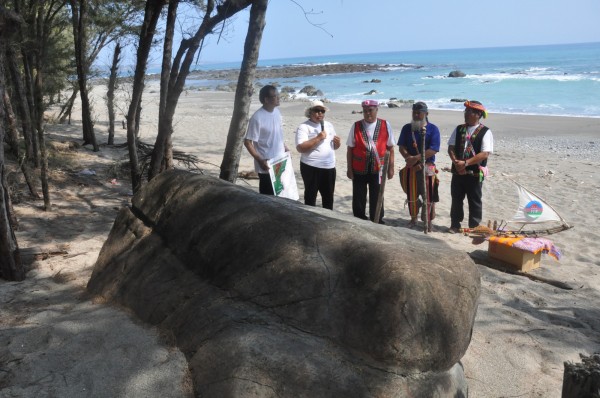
[2,85,599,397]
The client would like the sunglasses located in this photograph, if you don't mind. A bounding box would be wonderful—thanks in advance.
[312,109,326,114]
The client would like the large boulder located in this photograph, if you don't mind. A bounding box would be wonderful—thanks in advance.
[88,170,480,397]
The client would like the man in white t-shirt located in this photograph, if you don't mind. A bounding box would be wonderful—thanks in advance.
[447,100,494,232]
[244,85,287,195]
[295,100,341,209]
[346,100,395,224]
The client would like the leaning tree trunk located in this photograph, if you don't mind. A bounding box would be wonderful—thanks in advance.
[107,42,121,145]
[0,6,25,281]
[220,0,268,182]
[58,87,79,124]
[3,91,39,199]
[70,0,99,151]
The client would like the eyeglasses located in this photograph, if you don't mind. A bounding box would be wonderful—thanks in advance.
[312,109,326,114]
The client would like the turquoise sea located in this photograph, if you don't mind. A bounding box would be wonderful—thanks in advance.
[187,42,600,118]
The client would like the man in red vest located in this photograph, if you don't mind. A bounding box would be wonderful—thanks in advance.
[346,100,395,224]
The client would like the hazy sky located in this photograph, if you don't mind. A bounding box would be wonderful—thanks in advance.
[99,0,600,69]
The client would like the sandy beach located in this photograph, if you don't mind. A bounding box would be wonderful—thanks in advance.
[2,85,599,397]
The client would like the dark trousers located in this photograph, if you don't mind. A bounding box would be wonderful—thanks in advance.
[300,162,336,210]
[450,174,483,228]
[352,173,383,223]
[258,173,274,195]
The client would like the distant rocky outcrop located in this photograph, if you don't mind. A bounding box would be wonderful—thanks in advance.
[451,98,468,103]
[363,79,381,83]
[364,89,378,95]
[298,85,323,96]
[88,171,480,397]
[448,70,466,78]
[280,86,296,94]
[185,63,423,82]
[387,98,414,108]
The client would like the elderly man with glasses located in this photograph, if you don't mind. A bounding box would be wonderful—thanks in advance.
[346,100,395,224]
[244,85,288,195]
[447,100,494,233]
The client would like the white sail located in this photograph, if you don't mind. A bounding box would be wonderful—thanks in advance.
[510,183,563,224]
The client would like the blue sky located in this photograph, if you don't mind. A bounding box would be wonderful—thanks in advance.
[99,0,600,69]
[194,0,600,63]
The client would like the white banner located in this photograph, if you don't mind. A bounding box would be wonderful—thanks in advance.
[268,152,299,200]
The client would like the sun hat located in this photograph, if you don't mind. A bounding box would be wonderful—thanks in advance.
[309,99,328,111]
[305,99,329,117]
[412,101,428,113]
[361,99,379,107]
[464,100,488,118]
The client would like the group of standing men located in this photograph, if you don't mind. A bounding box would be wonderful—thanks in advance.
[243,84,493,232]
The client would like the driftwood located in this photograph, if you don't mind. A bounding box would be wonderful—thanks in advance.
[114,141,219,178]
[562,353,600,398]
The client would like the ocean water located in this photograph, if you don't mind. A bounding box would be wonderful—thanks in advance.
[189,42,600,118]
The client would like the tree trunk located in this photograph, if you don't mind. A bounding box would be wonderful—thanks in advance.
[0,109,24,281]
[70,0,99,151]
[149,0,252,182]
[107,42,121,145]
[34,69,50,210]
[3,90,39,199]
[6,45,35,163]
[32,1,50,209]
[220,0,268,182]
[148,0,177,181]
[58,88,79,124]
[20,50,39,166]
[126,0,167,193]
[0,7,25,281]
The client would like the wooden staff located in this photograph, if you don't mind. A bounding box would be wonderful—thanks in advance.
[421,126,429,234]
[374,150,390,224]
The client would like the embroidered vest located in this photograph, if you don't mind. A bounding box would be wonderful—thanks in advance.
[351,119,389,174]
[451,124,488,174]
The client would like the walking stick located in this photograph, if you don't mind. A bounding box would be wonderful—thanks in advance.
[374,150,390,224]
[421,127,429,234]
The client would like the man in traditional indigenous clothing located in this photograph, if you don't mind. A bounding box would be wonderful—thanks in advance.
[295,100,341,209]
[447,100,494,233]
[398,102,440,231]
[346,100,395,224]
[244,85,288,195]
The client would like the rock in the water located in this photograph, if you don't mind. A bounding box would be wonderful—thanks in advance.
[448,70,466,78]
[299,85,320,96]
[88,170,480,397]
